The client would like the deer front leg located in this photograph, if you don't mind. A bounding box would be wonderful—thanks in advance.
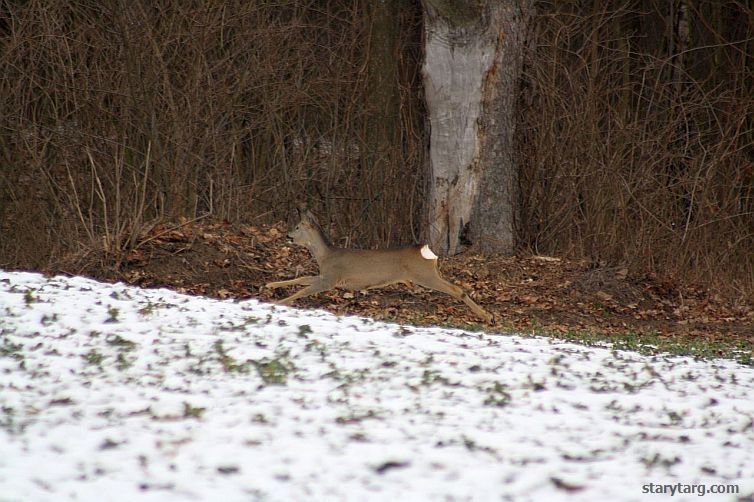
[278,277,333,306]
[265,276,318,289]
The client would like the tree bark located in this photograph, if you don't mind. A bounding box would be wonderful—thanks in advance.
[366,0,400,173]
[422,0,530,255]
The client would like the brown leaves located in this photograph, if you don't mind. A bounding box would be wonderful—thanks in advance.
[80,218,754,342]
[595,291,613,303]
[518,295,539,305]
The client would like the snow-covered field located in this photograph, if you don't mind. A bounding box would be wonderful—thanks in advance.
[1,270,752,502]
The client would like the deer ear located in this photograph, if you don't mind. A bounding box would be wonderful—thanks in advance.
[294,203,307,220]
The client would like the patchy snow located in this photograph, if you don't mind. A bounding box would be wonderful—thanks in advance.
[0,270,752,502]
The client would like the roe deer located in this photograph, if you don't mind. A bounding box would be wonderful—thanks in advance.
[264,210,494,323]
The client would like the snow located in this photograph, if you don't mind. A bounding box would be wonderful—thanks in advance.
[1,270,753,501]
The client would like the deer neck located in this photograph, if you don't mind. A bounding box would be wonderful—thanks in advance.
[305,231,333,265]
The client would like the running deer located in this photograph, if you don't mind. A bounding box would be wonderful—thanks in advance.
[264,210,494,323]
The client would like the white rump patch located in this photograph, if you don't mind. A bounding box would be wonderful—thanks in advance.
[420,245,438,260]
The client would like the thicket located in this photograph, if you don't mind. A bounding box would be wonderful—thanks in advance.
[1,0,751,296]
[519,0,753,295]
[0,0,426,269]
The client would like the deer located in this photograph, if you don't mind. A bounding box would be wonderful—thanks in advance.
[264,210,494,324]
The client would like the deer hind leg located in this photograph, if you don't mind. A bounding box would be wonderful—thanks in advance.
[414,271,493,324]
[278,277,333,306]
[265,276,318,289]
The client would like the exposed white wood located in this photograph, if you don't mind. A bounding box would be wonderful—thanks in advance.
[423,9,496,255]
[422,2,530,256]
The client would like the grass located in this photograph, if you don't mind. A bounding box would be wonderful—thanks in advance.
[483,382,512,408]
[106,334,136,350]
[115,353,133,371]
[213,340,249,373]
[83,349,105,366]
[253,352,294,385]
[23,289,37,305]
[381,312,753,367]
[0,406,17,434]
[0,339,24,361]
[547,329,754,367]
[182,402,206,419]
[105,307,120,323]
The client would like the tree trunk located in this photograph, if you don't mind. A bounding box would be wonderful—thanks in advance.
[421,0,530,255]
[366,0,400,173]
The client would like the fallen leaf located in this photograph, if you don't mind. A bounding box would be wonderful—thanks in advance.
[596,291,613,302]
[519,295,539,305]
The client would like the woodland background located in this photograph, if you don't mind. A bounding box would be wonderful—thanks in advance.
[1,0,752,297]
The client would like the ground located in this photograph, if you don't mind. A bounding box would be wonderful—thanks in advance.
[51,219,753,363]
[2,270,753,501]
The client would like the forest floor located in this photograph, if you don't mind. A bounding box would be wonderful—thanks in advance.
[51,219,753,364]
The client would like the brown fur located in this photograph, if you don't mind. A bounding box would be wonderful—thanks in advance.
[265,211,493,324]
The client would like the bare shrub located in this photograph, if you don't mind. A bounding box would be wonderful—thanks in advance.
[2,0,750,298]
[519,1,754,296]
[0,0,426,270]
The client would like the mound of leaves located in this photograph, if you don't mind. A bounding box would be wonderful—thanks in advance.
[49,219,753,356]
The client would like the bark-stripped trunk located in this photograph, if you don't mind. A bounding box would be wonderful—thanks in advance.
[422,0,530,255]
